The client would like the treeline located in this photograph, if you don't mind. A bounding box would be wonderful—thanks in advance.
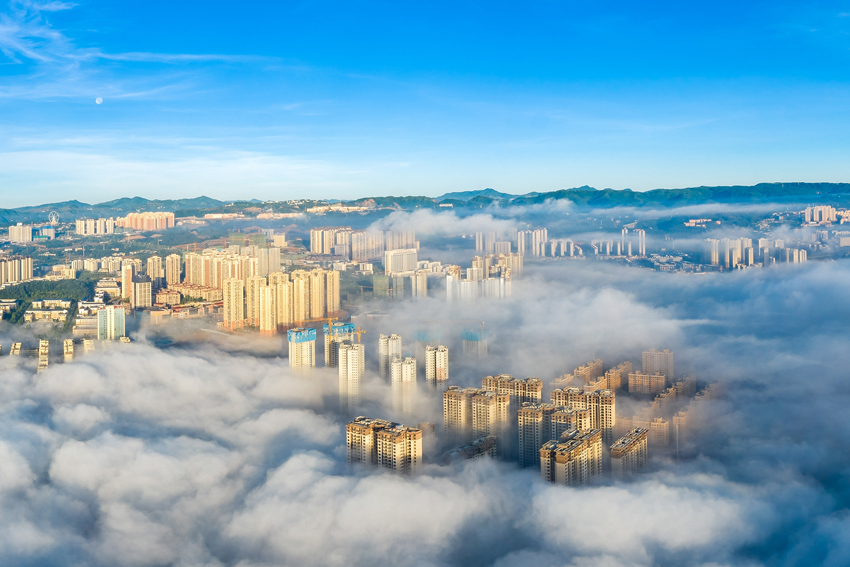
[0,280,93,302]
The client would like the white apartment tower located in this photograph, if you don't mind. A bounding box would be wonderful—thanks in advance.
[391,356,417,414]
[338,342,365,416]
[287,328,317,369]
[378,333,403,379]
[424,345,449,384]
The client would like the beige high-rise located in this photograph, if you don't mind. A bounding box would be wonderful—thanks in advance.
[424,345,449,384]
[482,374,543,408]
[471,391,510,453]
[518,403,559,468]
[223,278,245,330]
[376,425,423,474]
[346,416,422,475]
[146,255,163,282]
[258,284,276,335]
[550,387,616,443]
[325,269,340,315]
[245,275,266,327]
[611,428,648,477]
[628,372,667,394]
[540,429,603,485]
[642,349,674,380]
[165,253,182,285]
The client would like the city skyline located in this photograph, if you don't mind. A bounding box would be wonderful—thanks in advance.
[2,2,849,566]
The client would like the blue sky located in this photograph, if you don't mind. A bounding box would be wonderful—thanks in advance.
[2,0,850,206]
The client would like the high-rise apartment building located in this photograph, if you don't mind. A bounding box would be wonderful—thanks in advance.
[642,349,674,380]
[146,255,163,287]
[424,345,449,384]
[8,223,33,243]
[245,275,266,327]
[628,372,667,394]
[603,361,632,391]
[540,429,603,485]
[384,248,418,275]
[518,403,559,468]
[121,263,134,302]
[391,356,417,414]
[116,212,175,231]
[610,428,649,477]
[461,329,489,357]
[132,278,152,309]
[287,327,316,368]
[471,391,510,449]
[325,269,340,314]
[443,386,477,443]
[97,305,126,340]
[550,387,616,444]
[75,218,115,236]
[223,278,245,330]
[482,374,543,409]
[338,342,365,416]
[378,333,403,379]
[573,359,603,384]
[346,416,423,475]
[324,322,356,367]
[443,385,511,456]
[258,284,277,335]
[0,256,34,285]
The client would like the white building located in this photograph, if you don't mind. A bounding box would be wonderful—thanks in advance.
[425,345,449,384]
[384,248,418,275]
[378,333,403,379]
[338,342,365,416]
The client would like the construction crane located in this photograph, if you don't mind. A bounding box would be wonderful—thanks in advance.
[296,315,338,329]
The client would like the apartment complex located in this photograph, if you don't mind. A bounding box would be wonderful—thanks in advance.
[346,416,423,475]
[424,345,449,383]
[611,428,649,477]
[378,333,403,379]
[287,327,316,368]
[540,429,603,485]
[75,218,115,236]
[116,212,175,231]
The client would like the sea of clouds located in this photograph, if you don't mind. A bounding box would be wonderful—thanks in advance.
[1,257,849,566]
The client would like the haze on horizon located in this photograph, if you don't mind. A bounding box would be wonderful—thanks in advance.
[3,0,850,206]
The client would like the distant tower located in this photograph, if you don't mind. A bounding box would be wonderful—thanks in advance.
[462,329,488,358]
[378,334,403,379]
[324,322,355,367]
[642,349,674,381]
[425,345,449,385]
[391,356,417,414]
[338,342,365,415]
[288,327,317,368]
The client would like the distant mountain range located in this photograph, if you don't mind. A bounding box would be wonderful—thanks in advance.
[3,182,849,225]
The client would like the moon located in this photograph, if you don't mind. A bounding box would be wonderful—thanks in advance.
[95,97,103,105]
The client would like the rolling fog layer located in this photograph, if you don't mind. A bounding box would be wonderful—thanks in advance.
[1,257,849,566]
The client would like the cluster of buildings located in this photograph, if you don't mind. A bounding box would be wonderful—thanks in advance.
[345,417,425,475]
[115,212,175,231]
[310,227,417,261]
[0,255,34,286]
[222,268,340,332]
[75,218,115,236]
[1,327,130,372]
[704,237,808,268]
[445,253,522,302]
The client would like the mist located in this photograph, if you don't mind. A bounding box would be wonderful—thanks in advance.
[1,250,850,566]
